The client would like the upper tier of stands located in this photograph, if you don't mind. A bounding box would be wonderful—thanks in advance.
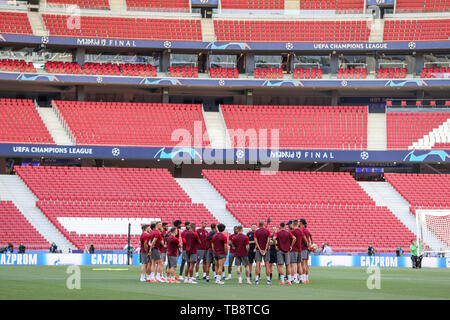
[299,0,364,12]
[126,0,190,11]
[0,11,32,35]
[221,105,367,150]
[46,0,110,10]
[221,0,284,10]
[384,19,450,42]
[0,201,50,250]
[42,14,202,41]
[385,173,450,210]
[203,169,415,252]
[0,99,55,145]
[395,0,450,12]
[214,20,371,42]
[53,101,210,147]
[386,111,450,150]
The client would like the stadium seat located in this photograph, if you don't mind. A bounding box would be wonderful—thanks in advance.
[214,20,371,42]
[0,59,36,73]
[386,111,450,150]
[300,0,365,13]
[53,101,210,147]
[203,170,416,252]
[221,0,284,10]
[0,99,55,144]
[15,166,219,250]
[221,105,367,150]
[42,14,202,41]
[0,201,50,250]
[46,0,110,10]
[384,19,450,42]
[395,0,450,12]
[126,0,189,11]
[0,11,33,35]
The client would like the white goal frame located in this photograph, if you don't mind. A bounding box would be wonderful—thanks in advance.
[416,209,450,255]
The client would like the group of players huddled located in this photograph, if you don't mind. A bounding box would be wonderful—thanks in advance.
[139,218,313,285]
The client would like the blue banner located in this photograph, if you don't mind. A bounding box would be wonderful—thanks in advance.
[1,253,448,268]
[1,144,449,163]
[366,0,395,5]
[1,34,450,51]
[2,71,450,88]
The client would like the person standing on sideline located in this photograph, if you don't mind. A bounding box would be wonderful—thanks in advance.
[410,240,418,268]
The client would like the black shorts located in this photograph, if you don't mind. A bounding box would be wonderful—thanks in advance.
[269,249,277,264]
[248,249,256,264]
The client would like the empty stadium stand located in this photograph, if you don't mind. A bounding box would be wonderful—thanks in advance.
[221,105,367,150]
[203,170,415,252]
[376,67,407,79]
[83,62,121,76]
[385,173,450,210]
[254,67,283,79]
[213,20,371,42]
[53,101,210,147]
[0,201,50,250]
[210,67,239,78]
[0,99,55,144]
[121,63,157,77]
[387,111,450,150]
[203,170,376,205]
[0,59,36,73]
[42,14,202,41]
[126,0,190,11]
[226,203,414,252]
[299,0,364,12]
[221,0,284,10]
[46,0,110,10]
[44,61,83,74]
[293,68,323,79]
[37,200,218,250]
[337,67,367,79]
[0,11,33,35]
[170,66,199,78]
[15,166,218,250]
[384,19,450,42]
[421,67,450,78]
[395,0,450,12]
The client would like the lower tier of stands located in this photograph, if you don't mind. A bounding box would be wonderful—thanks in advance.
[0,201,50,250]
[226,203,415,252]
[37,200,218,250]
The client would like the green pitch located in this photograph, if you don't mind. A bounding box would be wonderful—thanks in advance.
[0,266,449,300]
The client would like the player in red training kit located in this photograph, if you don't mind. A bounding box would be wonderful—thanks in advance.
[139,224,151,282]
[183,223,201,284]
[195,221,209,280]
[299,218,312,284]
[165,227,181,283]
[274,222,296,285]
[254,220,271,285]
[226,226,238,280]
[211,223,228,285]
[231,226,251,285]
